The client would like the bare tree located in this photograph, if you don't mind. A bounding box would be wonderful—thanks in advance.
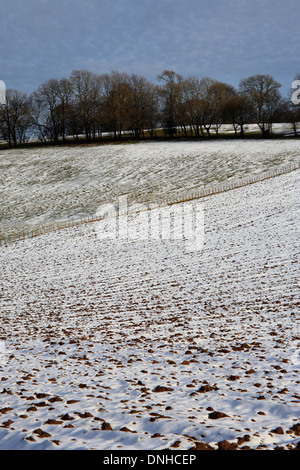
[180,76,205,137]
[222,94,253,137]
[99,72,132,139]
[70,70,104,141]
[111,71,134,138]
[126,74,157,138]
[158,70,183,137]
[239,74,282,136]
[209,80,237,135]
[1,69,290,147]
[196,77,218,138]
[0,89,32,147]
[55,78,73,141]
[31,78,73,143]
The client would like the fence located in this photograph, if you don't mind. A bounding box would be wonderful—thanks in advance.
[1,161,299,247]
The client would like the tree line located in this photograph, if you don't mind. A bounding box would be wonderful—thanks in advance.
[0,70,299,148]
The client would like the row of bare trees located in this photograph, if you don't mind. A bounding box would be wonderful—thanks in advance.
[0,70,299,147]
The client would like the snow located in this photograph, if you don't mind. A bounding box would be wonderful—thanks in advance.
[0,163,299,450]
[1,139,300,241]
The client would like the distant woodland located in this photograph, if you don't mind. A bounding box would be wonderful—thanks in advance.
[0,70,299,148]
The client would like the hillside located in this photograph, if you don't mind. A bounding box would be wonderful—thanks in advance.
[1,139,300,241]
[0,166,299,450]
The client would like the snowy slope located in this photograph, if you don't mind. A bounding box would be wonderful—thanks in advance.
[0,167,299,450]
[1,139,300,240]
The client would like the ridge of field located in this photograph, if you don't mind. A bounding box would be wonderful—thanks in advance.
[0,139,299,240]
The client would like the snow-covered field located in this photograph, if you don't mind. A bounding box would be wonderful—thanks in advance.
[0,165,299,450]
[1,139,300,240]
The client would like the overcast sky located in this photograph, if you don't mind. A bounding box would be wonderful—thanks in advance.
[0,0,298,96]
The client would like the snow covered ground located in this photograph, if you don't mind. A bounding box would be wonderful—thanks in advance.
[1,139,300,240]
[0,166,299,450]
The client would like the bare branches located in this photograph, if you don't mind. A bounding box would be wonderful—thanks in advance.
[1,70,296,147]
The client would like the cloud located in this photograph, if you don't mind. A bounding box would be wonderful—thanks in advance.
[0,0,298,95]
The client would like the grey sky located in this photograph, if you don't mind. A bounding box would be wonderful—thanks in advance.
[0,0,298,96]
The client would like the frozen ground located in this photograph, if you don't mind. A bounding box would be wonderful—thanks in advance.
[0,167,299,450]
[1,139,299,240]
